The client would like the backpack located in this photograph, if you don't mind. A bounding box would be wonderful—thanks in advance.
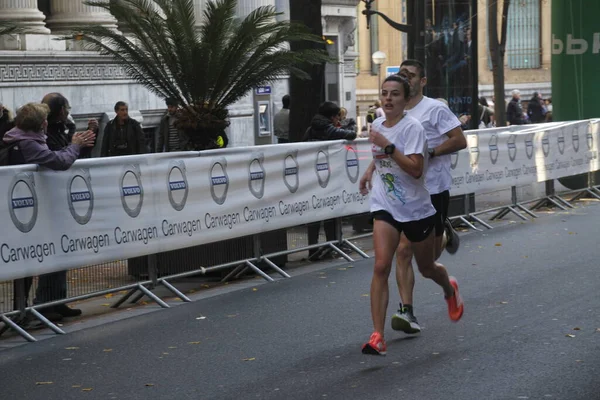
[366,108,376,124]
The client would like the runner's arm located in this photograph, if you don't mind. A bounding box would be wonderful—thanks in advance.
[430,126,466,157]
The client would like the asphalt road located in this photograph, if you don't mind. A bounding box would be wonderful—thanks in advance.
[1,204,600,400]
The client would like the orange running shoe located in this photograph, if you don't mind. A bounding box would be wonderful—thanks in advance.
[361,332,387,356]
[446,276,464,322]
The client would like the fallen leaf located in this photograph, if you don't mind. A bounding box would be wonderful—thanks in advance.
[500,301,508,304]
[72,385,82,388]
[494,243,502,247]
[145,383,154,387]
[252,288,258,292]
[432,352,440,355]
[243,357,256,361]
[103,349,112,352]
[62,358,72,361]
[104,293,114,299]
[361,294,369,297]
[188,341,201,345]
[565,334,576,338]
[168,346,177,349]
[575,360,583,363]
[573,327,581,331]
[101,303,110,307]
[196,316,206,320]
[162,352,169,355]
[36,382,53,385]
[523,256,529,258]
[347,265,354,268]
[140,301,149,305]
[65,347,79,350]
[82,388,93,391]
[227,314,237,318]
[337,268,347,271]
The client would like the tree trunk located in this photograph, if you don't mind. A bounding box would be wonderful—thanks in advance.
[488,0,511,126]
[289,0,325,142]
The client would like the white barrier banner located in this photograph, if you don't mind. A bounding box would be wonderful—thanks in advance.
[450,120,600,195]
[0,140,373,281]
[1,119,599,281]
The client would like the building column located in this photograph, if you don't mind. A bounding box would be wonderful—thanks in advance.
[274,0,290,22]
[0,0,50,34]
[236,0,275,19]
[46,0,118,33]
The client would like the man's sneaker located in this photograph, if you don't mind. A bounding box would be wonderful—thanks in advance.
[445,276,464,322]
[391,309,421,334]
[444,218,460,254]
[361,332,387,356]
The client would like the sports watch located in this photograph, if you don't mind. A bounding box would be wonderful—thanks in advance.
[384,143,396,155]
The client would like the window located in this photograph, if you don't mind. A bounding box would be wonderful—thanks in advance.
[506,0,541,69]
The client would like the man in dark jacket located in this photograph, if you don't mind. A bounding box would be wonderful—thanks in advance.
[157,98,189,152]
[506,90,525,125]
[527,92,545,123]
[304,102,357,259]
[101,101,147,157]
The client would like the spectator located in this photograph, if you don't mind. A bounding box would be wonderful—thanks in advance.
[101,101,147,157]
[338,107,357,133]
[4,103,95,321]
[157,98,189,152]
[544,98,553,122]
[478,97,495,128]
[273,95,290,144]
[507,90,525,125]
[527,92,545,123]
[0,102,14,137]
[374,99,385,119]
[303,101,356,259]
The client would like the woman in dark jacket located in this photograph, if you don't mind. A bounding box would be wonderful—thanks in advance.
[303,101,357,142]
[0,103,14,137]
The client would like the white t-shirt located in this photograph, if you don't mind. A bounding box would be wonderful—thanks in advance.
[405,97,462,195]
[369,116,436,223]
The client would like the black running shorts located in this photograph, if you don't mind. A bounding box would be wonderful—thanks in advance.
[371,210,436,243]
[430,190,450,237]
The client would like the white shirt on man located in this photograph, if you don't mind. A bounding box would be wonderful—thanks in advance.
[405,96,462,195]
[370,116,436,223]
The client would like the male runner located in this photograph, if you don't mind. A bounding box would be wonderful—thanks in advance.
[362,59,467,334]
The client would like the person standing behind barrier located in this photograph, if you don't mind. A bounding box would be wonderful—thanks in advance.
[303,101,357,259]
[4,103,95,321]
[273,95,290,144]
[527,92,545,124]
[101,101,147,157]
[507,90,526,125]
[157,98,189,152]
[0,102,14,137]
[359,74,463,356]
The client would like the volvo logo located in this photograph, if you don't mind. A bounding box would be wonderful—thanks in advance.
[507,135,517,162]
[345,145,360,183]
[210,158,228,205]
[8,172,38,233]
[586,127,594,150]
[67,169,94,225]
[283,151,299,194]
[450,152,459,170]
[489,134,499,164]
[120,164,144,218]
[541,131,550,157]
[572,125,580,153]
[167,160,188,211]
[315,149,330,188]
[468,135,479,166]
[248,153,266,199]
[525,133,534,160]
[557,128,565,155]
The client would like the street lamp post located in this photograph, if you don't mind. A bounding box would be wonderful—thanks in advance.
[371,50,387,92]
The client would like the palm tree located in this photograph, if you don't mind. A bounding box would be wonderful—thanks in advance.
[68,0,333,150]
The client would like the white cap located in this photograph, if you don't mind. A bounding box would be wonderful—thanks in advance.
[512,89,521,96]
